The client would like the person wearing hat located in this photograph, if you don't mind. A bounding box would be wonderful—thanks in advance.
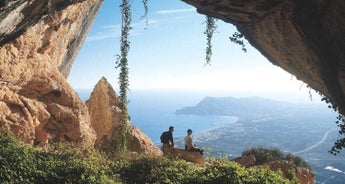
[184,129,203,155]
[160,126,175,148]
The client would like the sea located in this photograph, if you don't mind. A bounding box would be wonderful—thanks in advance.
[79,89,242,142]
[78,89,345,184]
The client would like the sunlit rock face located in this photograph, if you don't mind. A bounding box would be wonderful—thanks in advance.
[0,0,102,147]
[86,77,123,152]
[86,77,162,155]
[182,0,345,114]
[162,145,205,166]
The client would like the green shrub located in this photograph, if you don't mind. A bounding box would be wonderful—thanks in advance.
[0,131,121,184]
[114,155,200,184]
[242,147,310,169]
[0,131,297,184]
[243,167,291,184]
[113,156,290,184]
[192,160,246,184]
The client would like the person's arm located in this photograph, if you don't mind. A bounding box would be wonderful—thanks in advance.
[171,134,174,147]
[168,132,174,147]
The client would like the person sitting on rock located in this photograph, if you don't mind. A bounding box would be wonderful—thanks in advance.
[160,126,175,148]
[184,129,203,155]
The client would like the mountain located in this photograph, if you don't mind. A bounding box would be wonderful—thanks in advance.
[175,96,317,120]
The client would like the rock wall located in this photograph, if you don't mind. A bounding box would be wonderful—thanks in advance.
[86,77,161,155]
[182,0,345,115]
[0,0,103,147]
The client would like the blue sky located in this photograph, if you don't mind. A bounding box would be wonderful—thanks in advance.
[67,0,316,101]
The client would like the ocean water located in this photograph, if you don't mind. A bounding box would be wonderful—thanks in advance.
[127,90,239,143]
[78,89,238,143]
[79,89,322,143]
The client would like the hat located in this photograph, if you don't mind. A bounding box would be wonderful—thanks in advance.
[169,126,174,130]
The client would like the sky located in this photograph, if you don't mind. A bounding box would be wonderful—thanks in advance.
[67,0,318,102]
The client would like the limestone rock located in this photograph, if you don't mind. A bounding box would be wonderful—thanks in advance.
[0,0,101,77]
[0,0,102,147]
[161,144,205,166]
[86,77,161,155]
[127,126,162,155]
[182,0,345,115]
[85,77,123,150]
[231,154,256,168]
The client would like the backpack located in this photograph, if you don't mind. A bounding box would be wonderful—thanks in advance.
[160,131,168,143]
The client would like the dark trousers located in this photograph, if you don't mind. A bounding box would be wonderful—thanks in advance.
[185,145,204,155]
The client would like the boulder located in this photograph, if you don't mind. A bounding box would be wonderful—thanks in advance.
[85,77,123,150]
[161,144,205,166]
[127,126,162,155]
[231,154,256,168]
[86,77,161,155]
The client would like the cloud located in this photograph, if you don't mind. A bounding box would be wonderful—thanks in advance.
[86,19,159,42]
[155,8,195,15]
[86,24,121,42]
[86,7,197,42]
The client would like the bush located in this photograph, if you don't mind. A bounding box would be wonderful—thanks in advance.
[0,131,295,184]
[244,167,292,184]
[242,147,310,169]
[0,131,121,184]
[113,156,200,183]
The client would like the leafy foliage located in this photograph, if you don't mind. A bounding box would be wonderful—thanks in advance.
[116,0,132,154]
[141,0,149,26]
[325,99,345,155]
[0,131,298,184]
[308,89,345,155]
[242,147,311,169]
[114,156,291,184]
[0,131,119,184]
[229,31,247,52]
[204,16,217,65]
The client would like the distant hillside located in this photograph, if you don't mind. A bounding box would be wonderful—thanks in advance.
[175,96,319,119]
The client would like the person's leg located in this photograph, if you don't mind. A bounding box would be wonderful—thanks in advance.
[191,147,203,155]
[196,148,204,155]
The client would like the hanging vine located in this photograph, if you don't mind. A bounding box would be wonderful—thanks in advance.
[319,92,345,155]
[142,0,149,25]
[115,0,150,155]
[306,88,345,155]
[204,16,217,65]
[229,31,247,52]
[204,16,248,65]
[142,0,148,15]
[116,0,132,154]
